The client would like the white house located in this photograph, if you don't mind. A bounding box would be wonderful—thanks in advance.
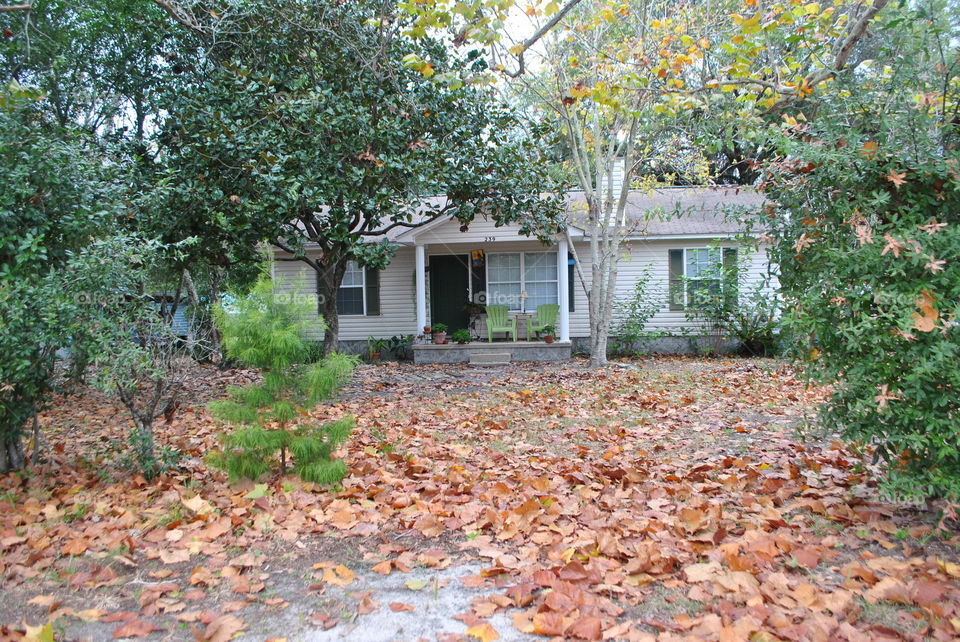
[272,185,769,361]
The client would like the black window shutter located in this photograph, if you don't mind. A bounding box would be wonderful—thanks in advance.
[365,268,381,316]
[722,247,738,307]
[668,249,685,311]
[567,253,575,313]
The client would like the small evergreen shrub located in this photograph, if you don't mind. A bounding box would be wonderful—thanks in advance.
[208,274,358,484]
[611,266,666,356]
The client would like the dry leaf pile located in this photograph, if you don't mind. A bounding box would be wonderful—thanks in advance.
[2,358,959,641]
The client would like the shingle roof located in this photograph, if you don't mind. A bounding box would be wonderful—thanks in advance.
[385,186,764,242]
[565,186,764,237]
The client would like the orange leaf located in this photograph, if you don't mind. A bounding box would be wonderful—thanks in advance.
[912,289,938,333]
[322,564,355,587]
[466,621,500,642]
[61,539,88,556]
[371,560,393,575]
[389,602,414,612]
[532,611,566,636]
[567,615,602,640]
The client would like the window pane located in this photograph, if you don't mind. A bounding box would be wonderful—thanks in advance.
[488,283,521,309]
[686,248,721,278]
[524,252,557,282]
[526,281,558,309]
[488,253,521,283]
[337,286,364,315]
[341,260,364,287]
[687,279,721,308]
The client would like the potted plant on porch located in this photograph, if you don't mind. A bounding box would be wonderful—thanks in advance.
[451,329,471,345]
[540,324,556,344]
[431,323,448,344]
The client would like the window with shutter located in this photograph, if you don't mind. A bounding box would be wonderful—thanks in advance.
[336,260,365,316]
[669,247,737,311]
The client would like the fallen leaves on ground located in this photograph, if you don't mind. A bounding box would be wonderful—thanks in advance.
[2,358,960,641]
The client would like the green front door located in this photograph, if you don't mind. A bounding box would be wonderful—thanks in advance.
[429,255,470,332]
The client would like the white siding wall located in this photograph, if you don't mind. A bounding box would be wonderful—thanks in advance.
[271,233,773,341]
[273,250,418,341]
[566,239,773,337]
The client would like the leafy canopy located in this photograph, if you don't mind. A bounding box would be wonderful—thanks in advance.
[758,0,960,499]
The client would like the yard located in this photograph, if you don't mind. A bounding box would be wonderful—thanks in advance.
[2,357,959,641]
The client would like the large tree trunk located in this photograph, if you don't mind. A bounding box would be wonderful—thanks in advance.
[315,261,346,354]
[0,434,25,474]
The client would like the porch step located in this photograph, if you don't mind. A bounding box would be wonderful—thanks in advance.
[469,351,512,366]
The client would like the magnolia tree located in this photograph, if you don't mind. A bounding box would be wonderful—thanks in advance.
[404,0,891,366]
[154,0,564,352]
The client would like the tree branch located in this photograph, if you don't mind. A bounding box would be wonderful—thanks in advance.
[149,0,209,38]
[0,3,31,12]
[502,0,584,78]
[806,0,891,89]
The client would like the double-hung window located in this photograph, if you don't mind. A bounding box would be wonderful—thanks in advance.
[486,252,558,311]
[668,247,736,310]
[685,248,723,306]
[337,260,366,316]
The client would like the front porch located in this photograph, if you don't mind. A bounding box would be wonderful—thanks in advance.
[409,237,571,343]
[412,340,572,365]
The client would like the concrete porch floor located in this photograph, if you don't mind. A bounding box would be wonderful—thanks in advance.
[412,340,572,365]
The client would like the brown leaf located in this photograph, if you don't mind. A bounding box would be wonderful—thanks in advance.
[683,561,721,583]
[203,614,245,642]
[568,616,602,640]
[389,602,414,612]
[111,618,159,638]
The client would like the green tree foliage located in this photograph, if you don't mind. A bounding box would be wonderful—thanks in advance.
[155,0,564,351]
[0,85,122,472]
[209,274,358,484]
[759,2,959,499]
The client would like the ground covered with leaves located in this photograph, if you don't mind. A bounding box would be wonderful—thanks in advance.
[2,358,960,641]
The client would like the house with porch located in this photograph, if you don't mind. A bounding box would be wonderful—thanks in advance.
[271,185,769,363]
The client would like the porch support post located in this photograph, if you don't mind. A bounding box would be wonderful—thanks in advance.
[557,237,570,342]
[415,243,427,332]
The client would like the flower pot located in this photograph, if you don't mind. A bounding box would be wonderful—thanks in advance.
[369,352,381,361]
[432,332,447,345]
[544,335,555,344]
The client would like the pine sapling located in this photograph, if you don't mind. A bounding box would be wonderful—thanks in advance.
[208,274,358,484]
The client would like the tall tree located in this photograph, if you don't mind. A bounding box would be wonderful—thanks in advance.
[407,0,891,366]
[154,0,563,351]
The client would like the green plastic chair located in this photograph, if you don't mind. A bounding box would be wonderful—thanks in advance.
[527,304,560,340]
[485,305,517,342]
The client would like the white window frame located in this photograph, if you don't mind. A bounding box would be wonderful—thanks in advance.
[682,247,723,307]
[337,260,366,316]
[485,251,559,312]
